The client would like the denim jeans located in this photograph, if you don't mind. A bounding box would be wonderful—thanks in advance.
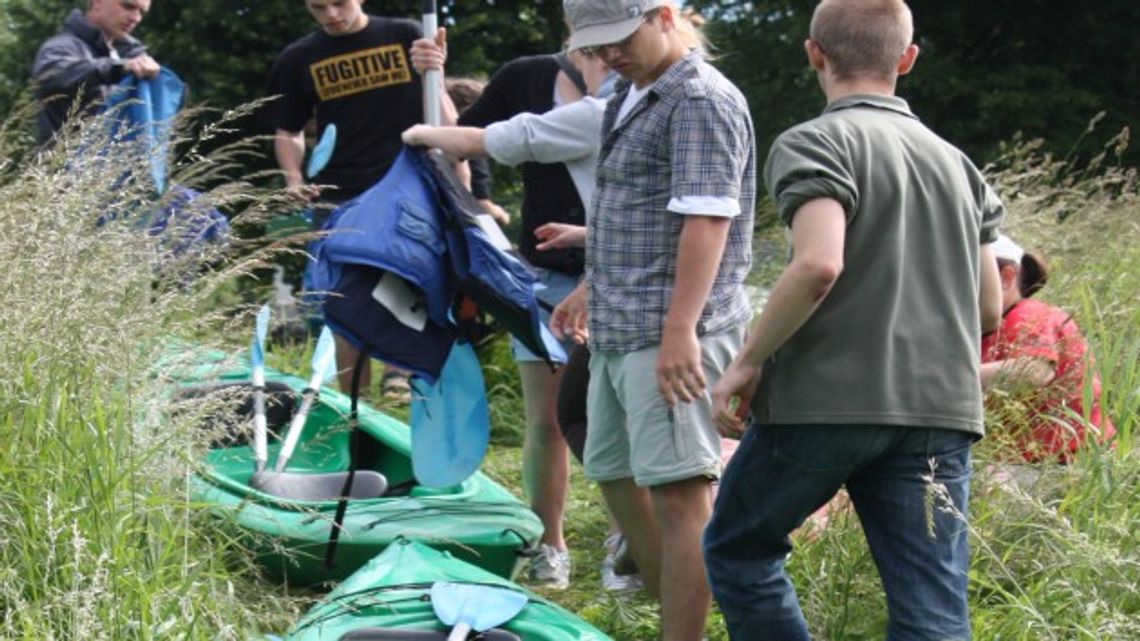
[703,424,974,641]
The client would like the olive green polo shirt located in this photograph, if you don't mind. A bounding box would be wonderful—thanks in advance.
[755,94,1003,436]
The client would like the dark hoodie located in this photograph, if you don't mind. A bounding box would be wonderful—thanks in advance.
[32,9,148,143]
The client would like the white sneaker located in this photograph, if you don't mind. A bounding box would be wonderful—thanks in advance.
[528,543,571,590]
[601,534,643,592]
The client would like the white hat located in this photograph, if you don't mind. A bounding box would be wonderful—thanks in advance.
[564,0,665,51]
[991,234,1024,263]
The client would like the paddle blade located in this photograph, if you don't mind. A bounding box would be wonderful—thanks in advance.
[430,581,526,633]
[310,326,337,387]
[306,124,337,178]
[251,304,270,369]
[410,342,488,487]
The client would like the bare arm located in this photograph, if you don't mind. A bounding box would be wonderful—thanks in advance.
[736,198,845,367]
[711,198,846,433]
[402,125,486,159]
[274,128,306,188]
[657,215,733,405]
[274,128,320,201]
[979,242,1002,332]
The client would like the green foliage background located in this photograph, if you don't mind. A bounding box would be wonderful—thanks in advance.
[2,0,1136,174]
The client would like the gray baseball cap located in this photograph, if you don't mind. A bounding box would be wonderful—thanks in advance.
[564,0,665,50]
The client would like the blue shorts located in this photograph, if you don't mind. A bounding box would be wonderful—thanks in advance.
[510,267,581,363]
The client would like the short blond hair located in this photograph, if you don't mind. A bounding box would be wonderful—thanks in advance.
[810,0,913,81]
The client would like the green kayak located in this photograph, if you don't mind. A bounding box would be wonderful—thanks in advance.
[184,365,543,586]
[283,538,612,640]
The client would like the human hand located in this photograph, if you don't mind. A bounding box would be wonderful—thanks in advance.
[710,360,760,437]
[478,199,511,226]
[402,124,433,146]
[123,54,160,79]
[656,326,706,406]
[549,282,588,344]
[410,28,447,74]
[285,182,320,204]
[535,223,586,250]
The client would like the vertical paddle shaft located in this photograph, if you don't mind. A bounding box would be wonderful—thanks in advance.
[252,371,268,473]
[271,326,337,474]
[422,0,441,127]
[274,388,316,472]
[251,304,271,474]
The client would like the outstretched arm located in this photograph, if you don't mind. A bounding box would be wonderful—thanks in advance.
[403,124,487,159]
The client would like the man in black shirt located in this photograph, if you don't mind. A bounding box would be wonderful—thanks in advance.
[270,0,455,397]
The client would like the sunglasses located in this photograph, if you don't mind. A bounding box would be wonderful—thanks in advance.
[579,14,652,57]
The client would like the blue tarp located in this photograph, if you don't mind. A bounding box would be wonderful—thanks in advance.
[101,68,229,258]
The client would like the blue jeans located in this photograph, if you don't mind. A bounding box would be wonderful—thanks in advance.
[703,424,974,641]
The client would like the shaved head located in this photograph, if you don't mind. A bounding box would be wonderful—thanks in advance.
[810,0,913,81]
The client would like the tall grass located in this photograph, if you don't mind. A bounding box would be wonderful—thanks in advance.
[0,105,302,639]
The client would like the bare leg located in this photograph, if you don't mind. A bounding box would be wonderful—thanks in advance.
[518,361,570,550]
[600,478,661,599]
[652,477,713,641]
[334,335,370,393]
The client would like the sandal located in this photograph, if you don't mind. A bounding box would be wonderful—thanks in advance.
[380,370,412,403]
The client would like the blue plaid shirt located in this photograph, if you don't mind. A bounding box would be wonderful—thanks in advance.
[586,52,755,353]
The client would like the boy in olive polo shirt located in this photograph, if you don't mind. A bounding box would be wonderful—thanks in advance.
[703,1,1003,639]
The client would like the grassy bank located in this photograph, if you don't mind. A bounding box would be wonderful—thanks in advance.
[0,109,302,639]
[0,105,1135,640]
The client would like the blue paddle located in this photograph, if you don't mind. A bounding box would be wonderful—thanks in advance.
[273,326,338,472]
[250,304,271,473]
[410,341,489,487]
[306,123,337,179]
[252,326,388,502]
[430,581,527,641]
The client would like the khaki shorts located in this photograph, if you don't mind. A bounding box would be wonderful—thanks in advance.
[584,327,744,487]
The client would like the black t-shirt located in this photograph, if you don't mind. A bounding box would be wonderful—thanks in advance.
[459,54,586,276]
[269,16,423,201]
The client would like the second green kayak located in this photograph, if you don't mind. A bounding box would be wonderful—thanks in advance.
[283,538,612,640]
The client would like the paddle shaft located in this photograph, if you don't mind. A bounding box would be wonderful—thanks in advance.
[252,369,268,473]
[251,305,271,474]
[446,623,472,641]
[274,388,316,472]
[422,0,441,127]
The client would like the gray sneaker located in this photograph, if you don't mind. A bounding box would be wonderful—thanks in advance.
[527,542,571,590]
[601,534,643,592]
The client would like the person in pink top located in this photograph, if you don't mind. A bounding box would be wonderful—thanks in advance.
[981,234,1115,462]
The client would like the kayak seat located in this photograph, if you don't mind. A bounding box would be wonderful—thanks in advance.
[250,470,388,502]
[175,381,295,448]
[339,628,521,641]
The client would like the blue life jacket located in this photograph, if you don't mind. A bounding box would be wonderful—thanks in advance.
[418,150,566,366]
[313,147,565,383]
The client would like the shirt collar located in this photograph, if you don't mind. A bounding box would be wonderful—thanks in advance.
[648,50,702,98]
[823,93,918,120]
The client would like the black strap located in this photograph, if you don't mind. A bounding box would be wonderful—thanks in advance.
[325,350,368,569]
[553,53,588,97]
